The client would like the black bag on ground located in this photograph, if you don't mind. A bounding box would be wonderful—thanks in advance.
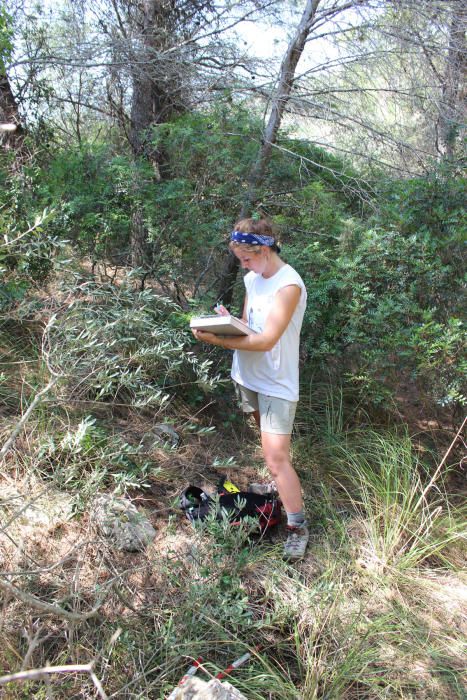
[179,483,282,531]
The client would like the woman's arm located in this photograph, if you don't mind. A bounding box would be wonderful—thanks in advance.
[216,295,249,323]
[241,294,248,323]
[193,285,301,352]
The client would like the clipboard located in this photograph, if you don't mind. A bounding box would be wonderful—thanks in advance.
[190,315,256,336]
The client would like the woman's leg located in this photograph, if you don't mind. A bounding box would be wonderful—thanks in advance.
[260,431,304,514]
[261,430,309,560]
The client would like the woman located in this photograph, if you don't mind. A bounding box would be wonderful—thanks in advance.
[192,218,308,560]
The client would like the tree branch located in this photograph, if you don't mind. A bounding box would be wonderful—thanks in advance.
[0,577,109,622]
[0,663,108,699]
[0,378,58,463]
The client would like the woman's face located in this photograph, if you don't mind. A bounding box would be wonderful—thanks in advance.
[233,246,268,274]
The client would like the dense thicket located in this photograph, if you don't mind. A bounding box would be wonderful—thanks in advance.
[1,102,465,412]
[2,0,463,386]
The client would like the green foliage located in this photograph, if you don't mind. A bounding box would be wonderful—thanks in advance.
[0,206,64,312]
[409,315,466,406]
[288,170,466,408]
[36,414,162,497]
[2,101,362,303]
[185,507,262,631]
[376,169,465,241]
[143,109,362,290]
[17,105,260,279]
[272,136,366,212]
[35,146,144,260]
[274,180,347,247]
[0,6,13,71]
[1,91,464,411]
[145,106,261,283]
[46,273,221,407]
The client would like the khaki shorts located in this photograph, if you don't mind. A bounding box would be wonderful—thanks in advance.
[234,382,297,435]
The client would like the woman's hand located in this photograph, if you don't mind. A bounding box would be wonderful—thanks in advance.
[191,329,224,347]
[214,304,229,316]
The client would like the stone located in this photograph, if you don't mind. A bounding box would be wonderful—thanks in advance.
[152,423,180,448]
[91,494,156,551]
[140,424,180,452]
[1,484,73,533]
[168,677,248,700]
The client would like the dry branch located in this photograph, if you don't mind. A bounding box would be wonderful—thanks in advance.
[0,577,109,622]
[0,663,109,699]
[414,415,467,512]
[0,378,58,463]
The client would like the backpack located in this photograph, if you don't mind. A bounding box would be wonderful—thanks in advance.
[179,480,282,532]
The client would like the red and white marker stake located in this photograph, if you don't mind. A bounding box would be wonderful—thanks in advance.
[167,648,257,698]
[215,651,253,680]
[167,657,203,699]
[178,657,203,685]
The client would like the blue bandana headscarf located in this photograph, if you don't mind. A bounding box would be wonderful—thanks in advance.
[230,230,275,246]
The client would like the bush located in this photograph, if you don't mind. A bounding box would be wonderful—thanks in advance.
[46,273,221,408]
[35,146,140,261]
[0,206,64,312]
[288,170,466,409]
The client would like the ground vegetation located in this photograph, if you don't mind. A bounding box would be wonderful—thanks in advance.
[0,0,465,697]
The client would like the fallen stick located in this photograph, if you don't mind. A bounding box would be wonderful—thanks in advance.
[0,578,108,622]
[0,663,108,699]
[413,414,466,512]
[0,378,58,463]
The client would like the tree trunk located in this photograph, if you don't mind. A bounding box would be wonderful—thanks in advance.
[129,0,188,157]
[437,2,466,161]
[127,0,186,267]
[129,0,158,156]
[127,1,161,269]
[130,205,147,268]
[0,70,24,154]
[216,0,322,306]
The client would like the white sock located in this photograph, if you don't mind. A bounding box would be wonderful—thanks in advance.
[286,510,307,528]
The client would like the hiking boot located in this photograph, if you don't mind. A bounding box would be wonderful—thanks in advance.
[248,481,277,496]
[283,524,309,561]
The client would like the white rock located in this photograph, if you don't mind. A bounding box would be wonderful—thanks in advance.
[168,676,248,700]
[91,494,156,551]
[1,485,73,532]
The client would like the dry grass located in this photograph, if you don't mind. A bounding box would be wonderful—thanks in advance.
[2,444,466,698]
[1,317,466,698]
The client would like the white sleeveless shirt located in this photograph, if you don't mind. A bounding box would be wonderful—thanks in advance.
[231,264,307,402]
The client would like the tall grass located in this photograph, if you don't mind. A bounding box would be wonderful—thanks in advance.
[297,381,466,572]
[322,429,465,572]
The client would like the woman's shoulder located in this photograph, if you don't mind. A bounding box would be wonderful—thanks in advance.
[243,270,257,287]
[279,264,306,288]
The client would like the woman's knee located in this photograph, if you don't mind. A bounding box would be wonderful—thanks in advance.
[263,451,291,478]
[261,431,292,476]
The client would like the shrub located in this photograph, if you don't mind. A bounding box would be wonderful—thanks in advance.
[46,274,221,408]
[0,206,64,312]
[288,170,466,410]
